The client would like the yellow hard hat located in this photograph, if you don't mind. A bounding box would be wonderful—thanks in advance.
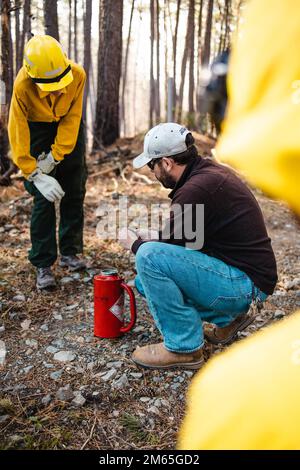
[23,35,73,92]
[217,0,300,215]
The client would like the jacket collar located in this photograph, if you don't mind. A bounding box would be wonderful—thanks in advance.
[36,86,67,99]
[168,156,201,199]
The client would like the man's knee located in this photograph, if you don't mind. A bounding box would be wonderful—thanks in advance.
[135,242,162,272]
[134,275,146,296]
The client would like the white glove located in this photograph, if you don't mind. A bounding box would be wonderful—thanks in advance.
[28,169,65,203]
[37,151,59,174]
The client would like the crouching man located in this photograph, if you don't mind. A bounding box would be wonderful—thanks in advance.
[119,123,277,370]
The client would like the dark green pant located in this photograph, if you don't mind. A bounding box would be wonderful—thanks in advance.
[24,121,87,268]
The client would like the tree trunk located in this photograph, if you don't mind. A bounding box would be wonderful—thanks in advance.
[188,0,195,117]
[93,0,123,149]
[177,1,193,123]
[164,0,168,119]
[200,0,214,132]
[149,0,155,128]
[196,0,203,114]
[8,4,14,82]
[44,0,59,41]
[173,0,181,115]
[201,0,214,65]
[89,58,96,130]
[15,0,21,73]
[74,0,78,62]
[150,0,161,126]
[68,0,72,58]
[83,0,92,123]
[155,0,161,121]
[0,0,12,172]
[121,0,135,136]
[20,0,31,60]
[1,0,11,99]
[224,0,231,50]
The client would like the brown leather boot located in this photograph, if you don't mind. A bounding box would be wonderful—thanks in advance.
[204,313,254,345]
[132,342,205,370]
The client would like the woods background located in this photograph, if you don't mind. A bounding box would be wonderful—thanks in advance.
[1,0,243,159]
[1,1,300,453]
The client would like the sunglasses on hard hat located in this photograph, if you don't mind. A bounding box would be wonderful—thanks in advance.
[147,158,162,171]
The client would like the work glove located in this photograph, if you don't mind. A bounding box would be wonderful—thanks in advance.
[28,169,65,203]
[37,151,59,174]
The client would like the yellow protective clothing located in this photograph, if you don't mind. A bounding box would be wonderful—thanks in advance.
[217,0,300,215]
[179,0,300,450]
[8,62,86,178]
[178,311,300,449]
[23,35,73,92]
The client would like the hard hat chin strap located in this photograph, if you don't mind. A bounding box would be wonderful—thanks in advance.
[32,64,71,84]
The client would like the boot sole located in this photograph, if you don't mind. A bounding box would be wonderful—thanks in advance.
[205,314,255,345]
[132,357,204,370]
[36,282,57,291]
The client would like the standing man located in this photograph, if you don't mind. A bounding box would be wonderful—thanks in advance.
[119,123,277,370]
[8,35,87,290]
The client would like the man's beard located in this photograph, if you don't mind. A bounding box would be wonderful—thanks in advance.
[156,166,176,189]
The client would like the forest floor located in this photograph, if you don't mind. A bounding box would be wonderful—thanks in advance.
[0,133,299,450]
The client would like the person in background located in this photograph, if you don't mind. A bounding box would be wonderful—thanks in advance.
[199,49,229,134]
[8,35,87,290]
[178,0,300,450]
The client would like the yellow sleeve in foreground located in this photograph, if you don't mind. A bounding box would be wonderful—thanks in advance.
[8,90,37,178]
[216,0,300,215]
[178,311,300,450]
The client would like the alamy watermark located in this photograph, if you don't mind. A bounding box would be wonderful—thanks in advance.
[95,196,205,250]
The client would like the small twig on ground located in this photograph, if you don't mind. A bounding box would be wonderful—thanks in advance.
[16,393,27,417]
[110,432,139,450]
[80,415,97,450]
[89,166,119,178]
[103,177,119,196]
[118,164,131,186]
[131,172,154,185]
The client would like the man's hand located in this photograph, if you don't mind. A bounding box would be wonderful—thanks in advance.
[37,151,59,174]
[118,228,139,250]
[28,169,65,202]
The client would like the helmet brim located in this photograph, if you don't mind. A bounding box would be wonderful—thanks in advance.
[36,69,73,92]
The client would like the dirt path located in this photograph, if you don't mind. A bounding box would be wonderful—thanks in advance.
[0,142,299,449]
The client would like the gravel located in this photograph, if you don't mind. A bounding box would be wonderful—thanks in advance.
[53,351,76,362]
[100,368,118,382]
[0,182,299,450]
[56,385,74,402]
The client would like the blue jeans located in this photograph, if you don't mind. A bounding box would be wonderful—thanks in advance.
[135,242,267,353]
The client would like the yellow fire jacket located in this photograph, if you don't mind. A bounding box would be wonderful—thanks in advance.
[179,0,300,450]
[216,0,300,215]
[178,310,300,450]
[8,61,86,178]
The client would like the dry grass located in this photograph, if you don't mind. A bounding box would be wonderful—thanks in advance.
[0,138,299,449]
